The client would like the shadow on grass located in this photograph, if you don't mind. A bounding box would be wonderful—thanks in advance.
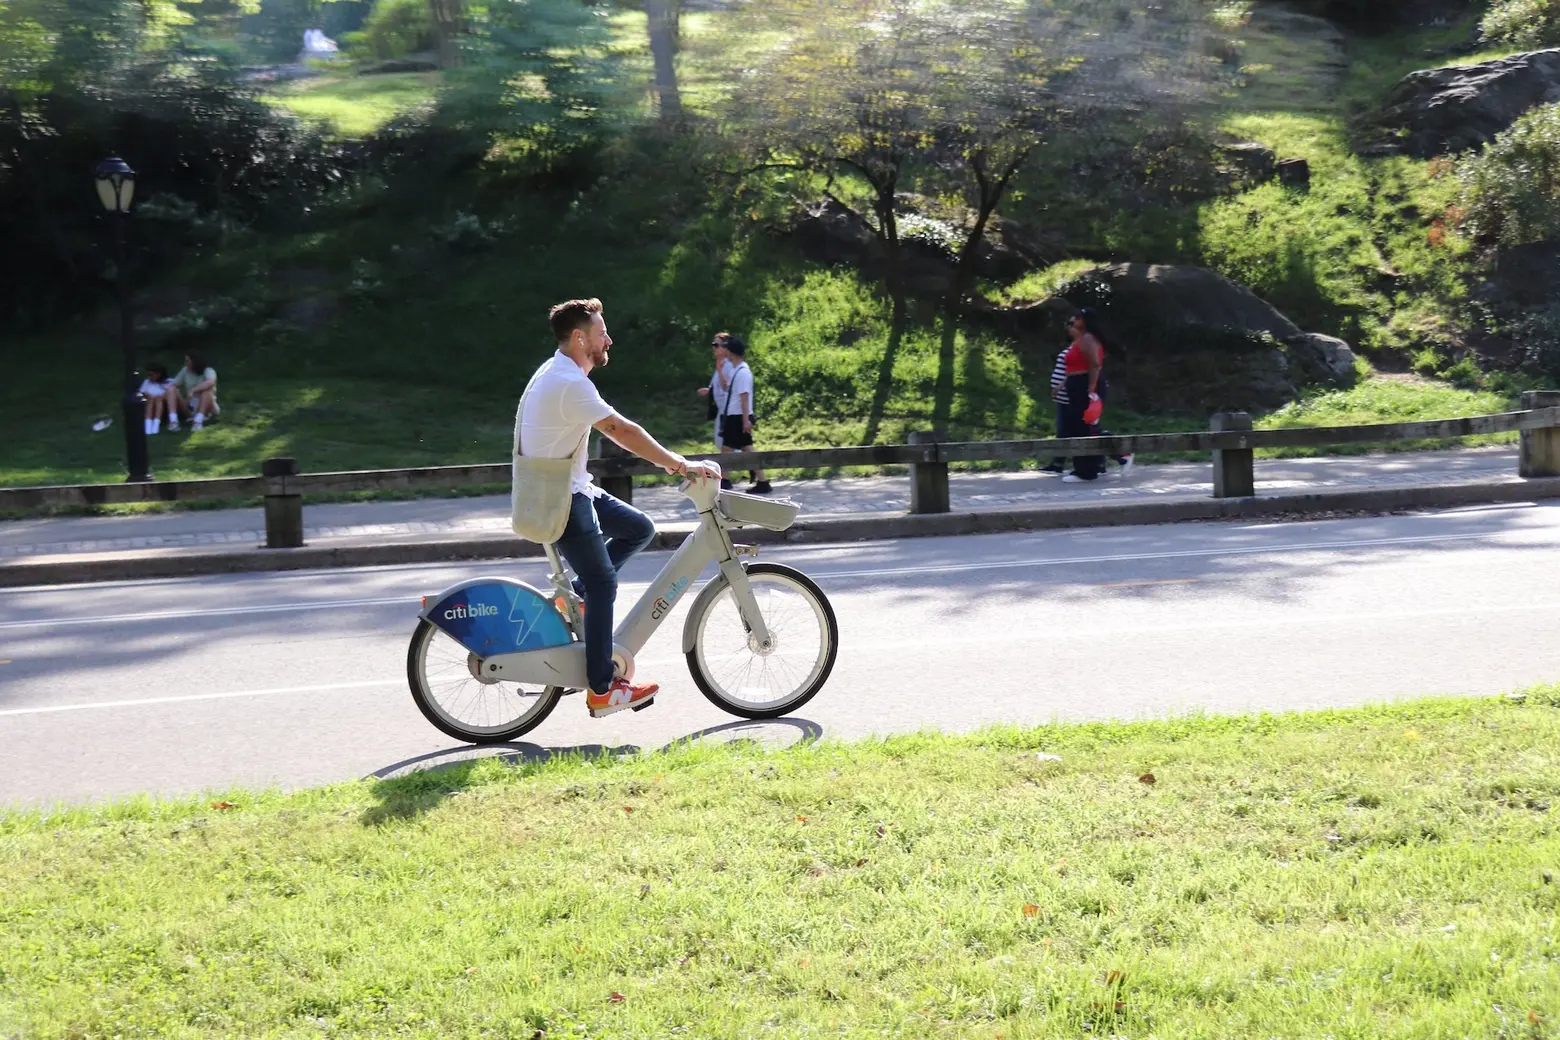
[360,716,823,825]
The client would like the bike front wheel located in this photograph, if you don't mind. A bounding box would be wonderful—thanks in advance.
[406,619,564,744]
[685,562,838,719]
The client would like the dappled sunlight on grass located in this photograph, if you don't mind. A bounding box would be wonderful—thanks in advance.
[1260,377,1511,428]
[1226,5,1346,113]
[267,72,441,137]
[1254,376,1516,457]
[1201,110,1473,353]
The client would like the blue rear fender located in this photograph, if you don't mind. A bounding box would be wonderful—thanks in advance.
[420,578,573,658]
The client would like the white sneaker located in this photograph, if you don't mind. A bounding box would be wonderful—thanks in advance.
[1116,455,1135,478]
[167,420,180,432]
[192,415,205,430]
[1062,473,1084,483]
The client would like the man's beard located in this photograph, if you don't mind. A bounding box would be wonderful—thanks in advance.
[591,342,610,367]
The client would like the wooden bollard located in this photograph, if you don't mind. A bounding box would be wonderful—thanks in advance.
[261,456,304,548]
[595,436,634,504]
[1520,390,1560,478]
[908,430,949,514]
[1211,412,1255,499]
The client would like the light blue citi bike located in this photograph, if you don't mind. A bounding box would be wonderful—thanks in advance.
[406,479,839,743]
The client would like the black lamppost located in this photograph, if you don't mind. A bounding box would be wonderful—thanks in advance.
[96,156,150,483]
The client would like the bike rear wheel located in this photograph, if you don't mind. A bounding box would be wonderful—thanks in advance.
[685,563,837,719]
[406,619,563,743]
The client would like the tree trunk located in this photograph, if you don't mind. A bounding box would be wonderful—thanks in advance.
[932,148,1030,437]
[428,0,465,68]
[645,0,683,126]
[863,178,904,445]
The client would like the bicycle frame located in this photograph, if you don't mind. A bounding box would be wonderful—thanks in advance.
[478,477,780,689]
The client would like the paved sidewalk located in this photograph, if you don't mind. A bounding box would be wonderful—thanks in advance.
[0,447,1527,562]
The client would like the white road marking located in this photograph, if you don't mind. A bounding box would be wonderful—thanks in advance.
[0,596,415,632]
[4,597,1558,718]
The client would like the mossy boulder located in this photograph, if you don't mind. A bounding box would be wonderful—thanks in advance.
[984,263,1356,415]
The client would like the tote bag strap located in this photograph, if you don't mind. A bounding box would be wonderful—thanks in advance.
[514,373,595,465]
[514,367,545,457]
[719,362,747,418]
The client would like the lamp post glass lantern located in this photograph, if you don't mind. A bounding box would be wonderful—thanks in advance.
[94,157,136,215]
[96,156,150,482]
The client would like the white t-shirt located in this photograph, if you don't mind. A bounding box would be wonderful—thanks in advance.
[722,363,754,417]
[515,351,614,497]
[139,378,169,398]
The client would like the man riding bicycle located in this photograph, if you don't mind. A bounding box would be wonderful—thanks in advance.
[517,298,722,718]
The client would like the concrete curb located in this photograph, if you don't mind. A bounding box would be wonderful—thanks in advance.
[6,477,1560,588]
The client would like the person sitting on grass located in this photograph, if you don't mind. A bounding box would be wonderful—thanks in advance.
[169,351,219,432]
[139,363,173,436]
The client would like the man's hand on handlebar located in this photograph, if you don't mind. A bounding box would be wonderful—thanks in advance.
[685,459,723,482]
[665,455,723,482]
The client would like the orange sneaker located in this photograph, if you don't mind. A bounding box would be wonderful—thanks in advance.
[586,677,659,718]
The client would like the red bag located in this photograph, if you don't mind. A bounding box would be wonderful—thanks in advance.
[1082,394,1103,425]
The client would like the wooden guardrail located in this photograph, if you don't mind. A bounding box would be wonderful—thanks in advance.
[5,391,1560,548]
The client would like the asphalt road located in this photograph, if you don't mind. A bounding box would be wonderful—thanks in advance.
[4,502,1559,807]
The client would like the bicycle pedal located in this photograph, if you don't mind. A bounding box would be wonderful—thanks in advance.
[630,697,657,712]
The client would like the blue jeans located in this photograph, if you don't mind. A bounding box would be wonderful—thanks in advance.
[553,491,657,694]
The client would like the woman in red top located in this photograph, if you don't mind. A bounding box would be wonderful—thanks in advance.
[1058,309,1108,481]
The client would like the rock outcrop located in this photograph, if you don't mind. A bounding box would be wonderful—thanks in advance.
[1286,333,1359,386]
[984,264,1357,415]
[1377,49,1560,157]
[785,201,1361,415]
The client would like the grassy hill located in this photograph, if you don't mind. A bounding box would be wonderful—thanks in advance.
[0,2,1533,489]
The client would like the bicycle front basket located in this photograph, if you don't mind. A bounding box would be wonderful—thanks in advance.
[716,490,800,531]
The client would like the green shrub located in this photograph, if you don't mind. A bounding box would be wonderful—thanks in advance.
[360,0,434,59]
[1514,303,1560,380]
[1440,356,1483,389]
[1459,103,1560,247]
[1480,0,1560,48]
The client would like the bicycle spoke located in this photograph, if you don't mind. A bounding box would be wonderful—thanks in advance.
[695,573,830,713]
[413,624,554,738]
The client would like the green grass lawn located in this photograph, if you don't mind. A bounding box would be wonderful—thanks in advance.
[1196,10,1480,359]
[1253,375,1518,456]
[4,691,1559,1037]
[267,72,442,137]
[0,323,1519,494]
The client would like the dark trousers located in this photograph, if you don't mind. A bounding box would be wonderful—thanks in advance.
[1047,402,1069,471]
[1060,374,1105,480]
[554,491,657,694]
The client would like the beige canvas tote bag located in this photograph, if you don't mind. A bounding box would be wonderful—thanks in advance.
[511,375,590,544]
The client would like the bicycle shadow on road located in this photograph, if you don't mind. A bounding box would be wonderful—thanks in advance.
[359,718,823,825]
[658,717,823,754]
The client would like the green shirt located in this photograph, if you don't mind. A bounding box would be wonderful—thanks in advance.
[173,367,216,396]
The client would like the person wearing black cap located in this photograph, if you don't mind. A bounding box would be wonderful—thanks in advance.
[714,334,771,494]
